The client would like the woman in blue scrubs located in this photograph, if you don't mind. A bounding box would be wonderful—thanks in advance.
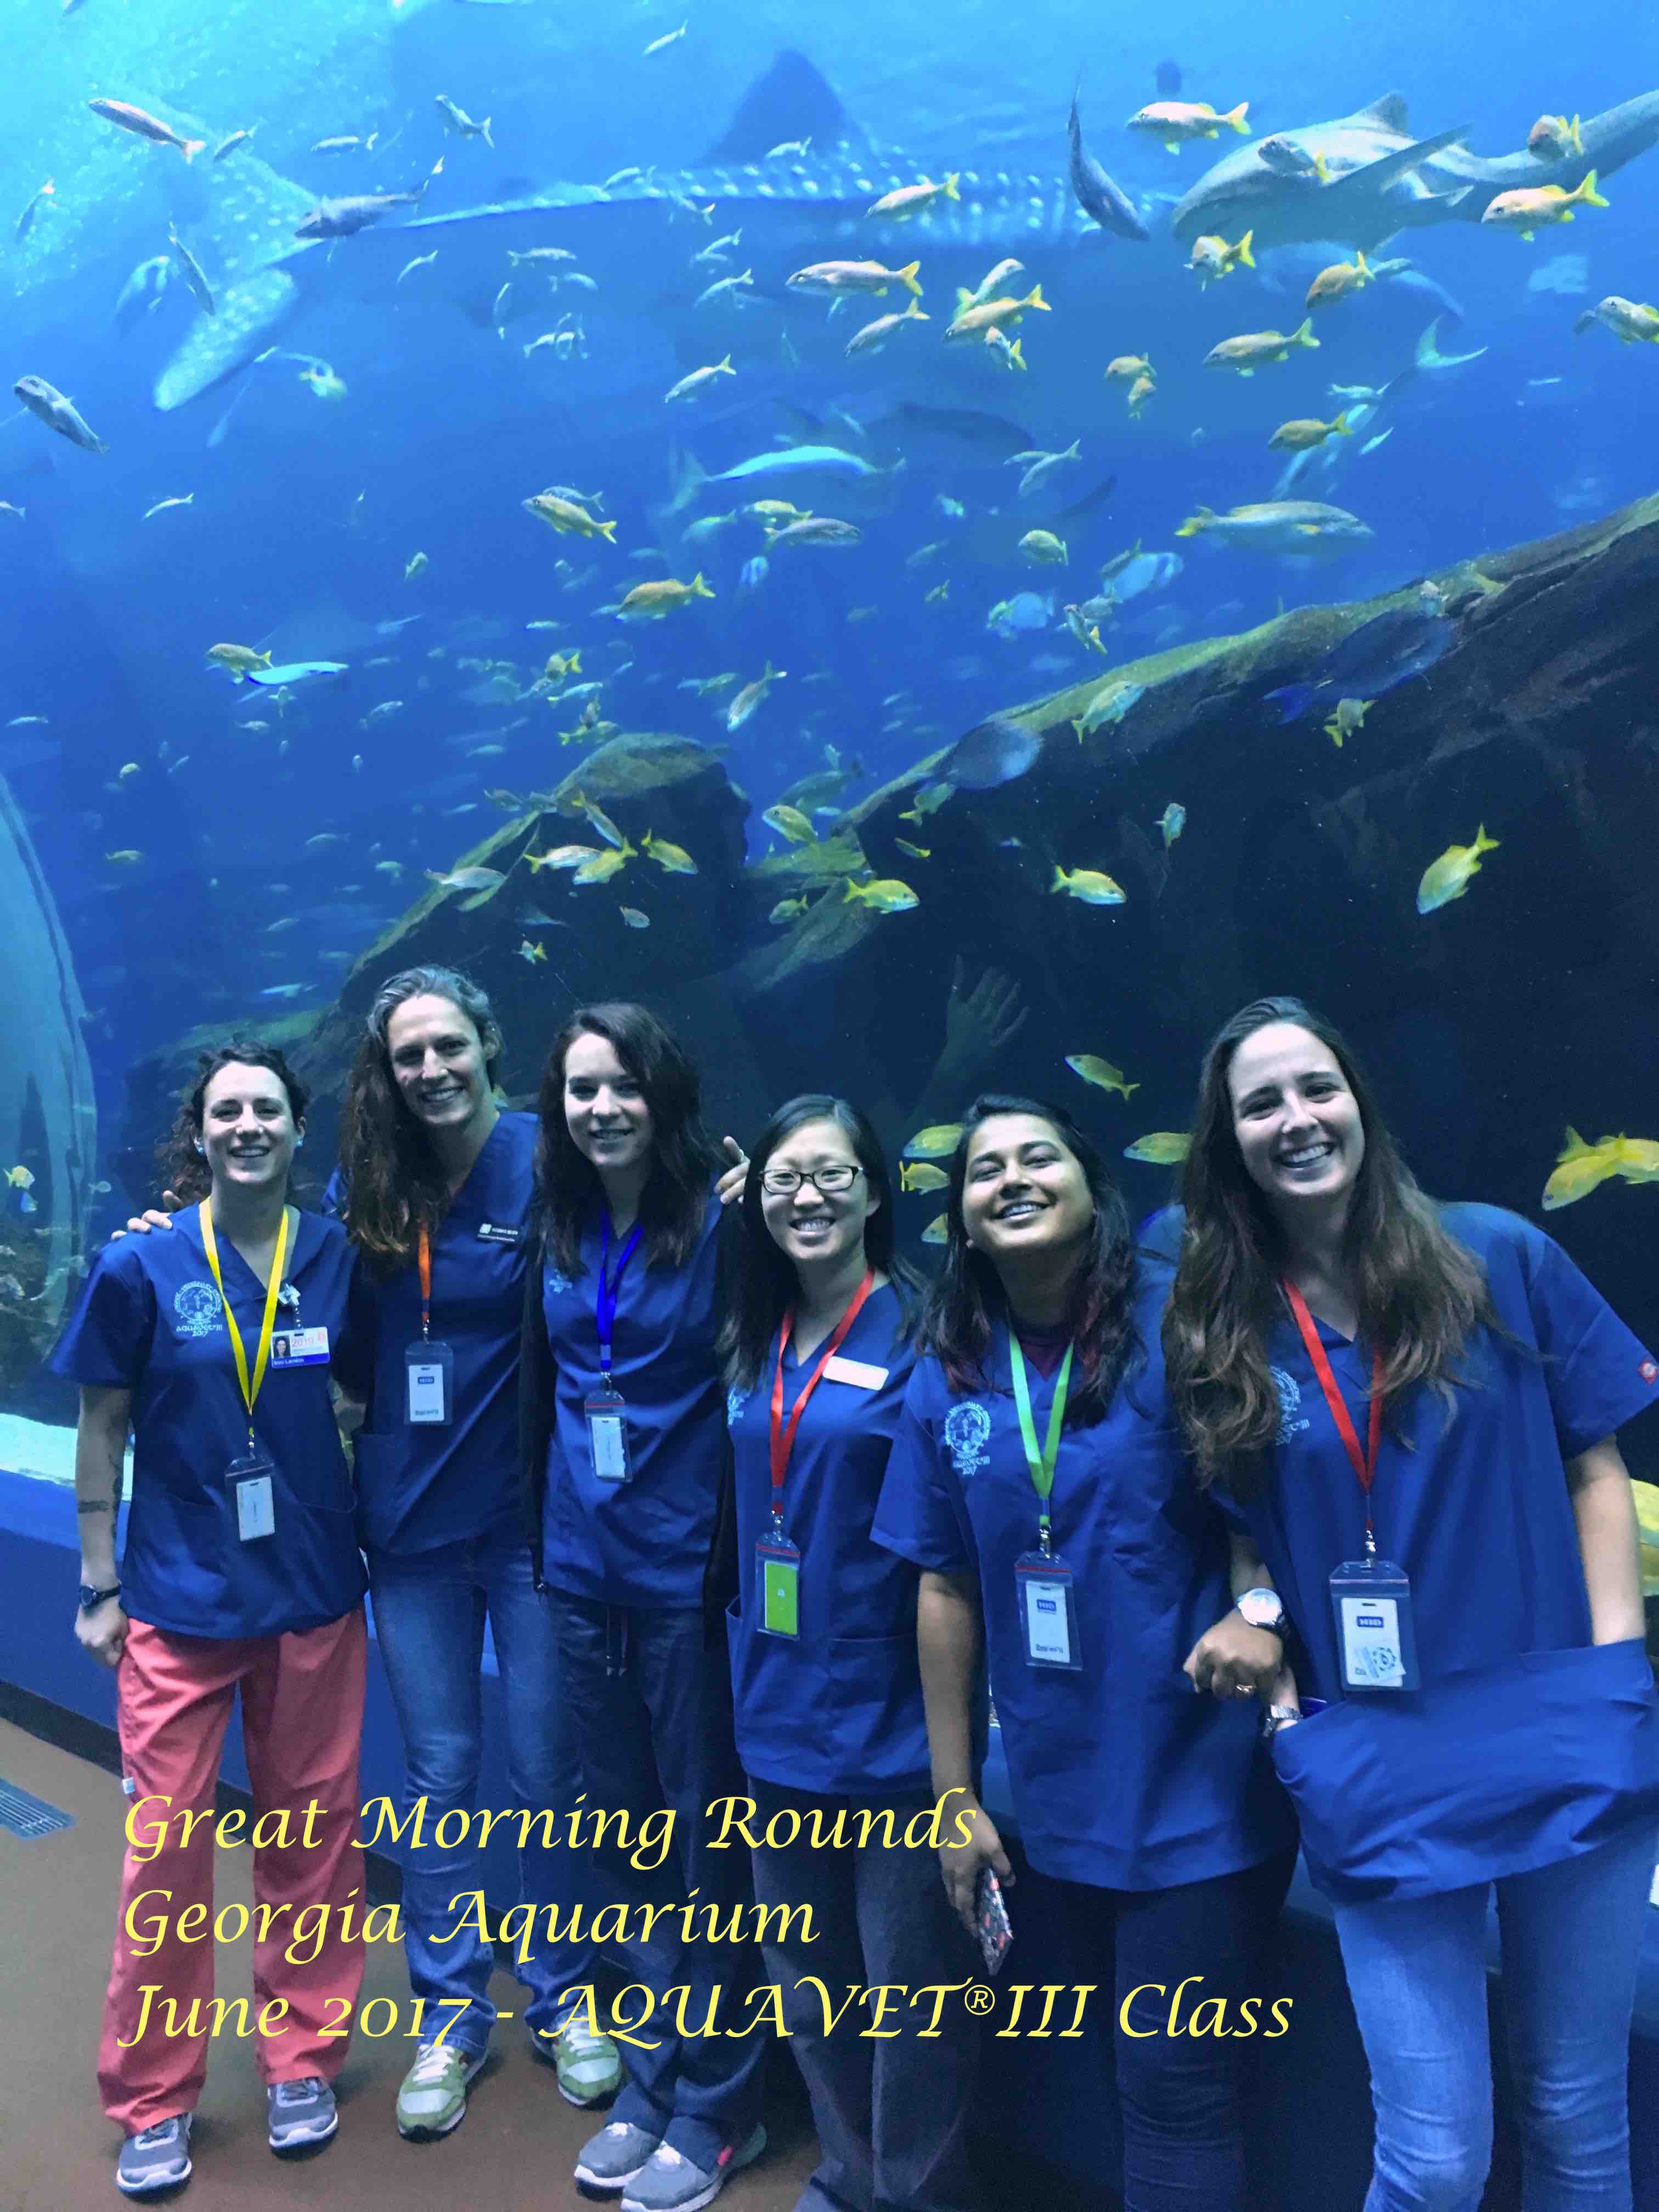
[327,966,620,2135]
[722,1094,978,2212]
[872,1094,1297,2212]
[521,1002,764,2212]
[1167,996,1659,2212]
[57,1045,371,2199]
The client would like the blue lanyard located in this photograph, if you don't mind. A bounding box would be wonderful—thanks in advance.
[596,1214,642,1374]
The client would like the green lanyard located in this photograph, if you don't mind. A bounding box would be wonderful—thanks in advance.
[1009,1334,1073,1556]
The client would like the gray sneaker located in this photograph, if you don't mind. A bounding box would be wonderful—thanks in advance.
[266,2075,337,2152]
[621,2125,767,2212]
[116,2115,192,2197]
[574,2120,663,2195]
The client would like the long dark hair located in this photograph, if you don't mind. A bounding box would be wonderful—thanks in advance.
[535,1002,719,1278]
[719,1095,925,1392]
[916,1093,1138,1426]
[337,966,504,1267]
[156,1043,310,1206]
[1163,995,1499,1488]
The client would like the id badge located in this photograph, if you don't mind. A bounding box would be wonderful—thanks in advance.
[1329,1556,1420,1691]
[269,1326,330,1369]
[227,1449,276,1542]
[585,1385,631,1483]
[755,1534,800,1639]
[404,1340,454,1426]
[1015,1550,1080,1671]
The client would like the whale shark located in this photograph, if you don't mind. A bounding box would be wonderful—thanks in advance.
[136,60,1659,413]
[1172,90,1659,252]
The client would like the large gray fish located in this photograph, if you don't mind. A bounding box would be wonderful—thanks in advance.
[1173,89,1659,252]
[13,375,106,454]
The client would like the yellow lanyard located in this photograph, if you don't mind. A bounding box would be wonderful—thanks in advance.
[199,1200,291,1449]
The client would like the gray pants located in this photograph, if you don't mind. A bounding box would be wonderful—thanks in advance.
[748,1779,980,2212]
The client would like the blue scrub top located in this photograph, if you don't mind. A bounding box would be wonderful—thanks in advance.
[727,1284,929,1799]
[540,1192,725,1607]
[326,1111,534,1559]
[872,1279,1296,1891]
[1147,1201,1659,1899]
[50,1208,370,1641]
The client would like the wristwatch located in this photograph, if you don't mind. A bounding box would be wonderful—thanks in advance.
[1261,1703,1301,1740]
[77,1582,122,1612]
[1236,1585,1286,1637]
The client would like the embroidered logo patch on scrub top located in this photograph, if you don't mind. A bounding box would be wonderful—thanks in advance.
[172,1281,224,1338]
[546,1267,573,1295]
[725,1385,750,1429]
[1270,1365,1311,1444]
[944,1401,992,1480]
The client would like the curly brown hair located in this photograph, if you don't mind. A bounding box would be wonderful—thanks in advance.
[156,1043,310,1206]
[337,967,503,1267]
[1161,996,1498,1491]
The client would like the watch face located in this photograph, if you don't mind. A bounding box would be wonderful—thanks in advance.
[1239,1591,1283,1629]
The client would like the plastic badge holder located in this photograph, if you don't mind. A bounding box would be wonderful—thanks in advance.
[756,1533,800,1639]
[227,1447,276,1541]
[585,1384,631,1482]
[1329,1555,1420,1691]
[405,1339,454,1425]
[975,1865,1013,1976]
[1015,1551,1081,1670]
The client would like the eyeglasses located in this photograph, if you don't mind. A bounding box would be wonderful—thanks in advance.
[760,1165,864,1197]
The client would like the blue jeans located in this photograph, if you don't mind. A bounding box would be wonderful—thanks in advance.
[748,1779,979,2212]
[369,1538,601,2055]
[552,1595,766,2171]
[1333,1821,1659,2212]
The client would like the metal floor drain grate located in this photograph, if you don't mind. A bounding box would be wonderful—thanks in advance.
[0,1777,75,1838]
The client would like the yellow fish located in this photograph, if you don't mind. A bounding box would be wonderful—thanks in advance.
[527,843,600,872]
[1528,113,1584,160]
[894,838,931,860]
[517,938,547,963]
[1018,529,1067,565]
[1269,413,1352,451]
[899,1161,949,1193]
[641,830,697,874]
[1104,353,1153,381]
[1542,1128,1624,1211]
[1481,169,1607,240]
[1066,1053,1139,1099]
[921,1214,950,1245]
[5,1165,35,1188]
[617,573,715,618]
[1204,320,1319,374]
[843,877,919,913]
[572,839,635,886]
[945,284,1047,340]
[1633,1480,1659,1595]
[544,650,583,680]
[769,895,809,924]
[1324,697,1371,747]
[903,1123,964,1159]
[762,803,817,845]
[1127,98,1251,151]
[522,493,618,543]
[1188,230,1255,283]
[206,642,272,680]
[1124,1132,1192,1165]
[1305,252,1373,308]
[1052,865,1126,906]
[867,174,960,219]
[1126,371,1156,417]
[1416,825,1499,913]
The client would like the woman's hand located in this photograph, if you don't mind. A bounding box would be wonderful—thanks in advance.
[939,960,1028,1078]
[1183,1610,1286,1699]
[111,1197,182,1242]
[715,1135,749,1208]
[75,1595,128,1668]
[938,1793,1013,1934]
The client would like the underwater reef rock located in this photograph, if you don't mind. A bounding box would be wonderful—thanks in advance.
[116,496,1659,1463]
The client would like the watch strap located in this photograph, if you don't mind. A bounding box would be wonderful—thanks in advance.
[78,1582,121,1611]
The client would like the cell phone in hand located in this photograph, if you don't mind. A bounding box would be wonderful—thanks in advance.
[974,1865,1013,1977]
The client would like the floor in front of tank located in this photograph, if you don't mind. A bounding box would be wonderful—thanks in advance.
[0,1716,1119,2212]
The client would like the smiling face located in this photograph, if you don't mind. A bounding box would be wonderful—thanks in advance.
[961,1113,1094,1269]
[563,1029,655,1178]
[385,994,494,1136]
[759,1115,876,1275]
[199,1063,301,1195]
[1225,1020,1366,1220]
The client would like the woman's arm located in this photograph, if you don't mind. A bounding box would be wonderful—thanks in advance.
[74,1385,132,1666]
[1183,1524,1288,1697]
[1567,1434,1646,1645]
[918,1566,1011,1930]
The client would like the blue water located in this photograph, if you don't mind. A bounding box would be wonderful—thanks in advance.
[4,0,1659,1429]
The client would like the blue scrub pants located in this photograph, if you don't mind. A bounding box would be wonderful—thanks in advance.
[747,1778,980,2212]
[552,1594,767,2172]
[1054,1849,1296,2212]
[1332,1819,1659,2212]
[369,1536,601,2056]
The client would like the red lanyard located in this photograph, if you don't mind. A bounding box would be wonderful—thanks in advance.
[1283,1278,1384,1552]
[769,1271,875,1521]
[417,1223,432,1340]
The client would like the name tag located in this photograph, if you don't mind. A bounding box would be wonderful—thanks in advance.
[476,1221,521,1245]
[227,1449,276,1542]
[405,1340,455,1425]
[585,1386,631,1482]
[269,1326,330,1368]
[1014,1551,1080,1671]
[822,1355,887,1390]
[1329,1556,1419,1692]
